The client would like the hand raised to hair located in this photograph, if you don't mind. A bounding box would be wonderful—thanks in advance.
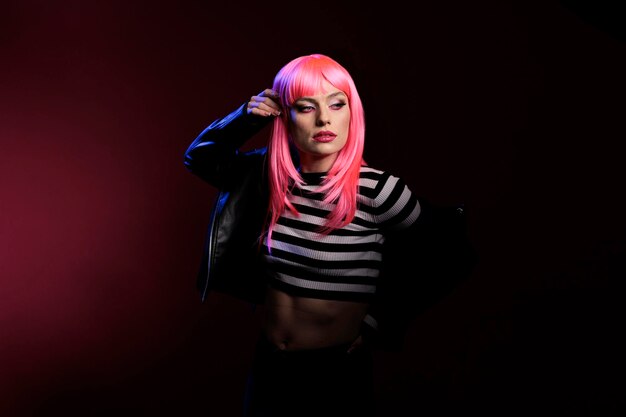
[247,89,282,118]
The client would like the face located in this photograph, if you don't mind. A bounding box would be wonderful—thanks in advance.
[288,80,350,173]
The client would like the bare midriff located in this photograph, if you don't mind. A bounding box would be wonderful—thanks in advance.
[261,287,369,351]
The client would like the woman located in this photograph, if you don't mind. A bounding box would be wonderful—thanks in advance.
[184,54,473,417]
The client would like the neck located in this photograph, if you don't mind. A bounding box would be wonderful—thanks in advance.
[299,154,337,173]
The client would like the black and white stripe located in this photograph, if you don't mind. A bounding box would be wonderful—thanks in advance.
[262,166,420,302]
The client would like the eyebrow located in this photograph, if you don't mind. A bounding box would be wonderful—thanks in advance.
[296,91,347,104]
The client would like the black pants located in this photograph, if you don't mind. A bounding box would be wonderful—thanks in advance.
[243,334,376,417]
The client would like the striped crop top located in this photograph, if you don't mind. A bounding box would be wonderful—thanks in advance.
[261,166,421,302]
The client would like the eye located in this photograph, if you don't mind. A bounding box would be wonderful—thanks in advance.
[330,102,347,110]
[296,105,315,113]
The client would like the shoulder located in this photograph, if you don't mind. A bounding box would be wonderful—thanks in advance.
[358,165,413,199]
[358,165,403,186]
[358,166,421,226]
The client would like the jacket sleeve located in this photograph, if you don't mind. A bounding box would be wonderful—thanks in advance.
[362,198,479,351]
[183,103,272,188]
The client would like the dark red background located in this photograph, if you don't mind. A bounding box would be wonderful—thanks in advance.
[1,1,624,416]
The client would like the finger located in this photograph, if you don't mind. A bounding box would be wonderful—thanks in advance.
[247,100,281,117]
[248,94,282,116]
[251,90,279,106]
[256,89,282,110]
[259,88,279,98]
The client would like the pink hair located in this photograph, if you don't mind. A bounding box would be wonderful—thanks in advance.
[264,54,366,249]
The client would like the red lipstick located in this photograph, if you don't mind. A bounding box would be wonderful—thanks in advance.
[313,131,337,143]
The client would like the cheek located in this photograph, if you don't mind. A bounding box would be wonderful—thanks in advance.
[339,113,351,133]
[289,123,308,147]
[288,116,304,137]
[290,113,311,131]
[290,123,307,142]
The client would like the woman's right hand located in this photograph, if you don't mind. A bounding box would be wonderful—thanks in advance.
[247,89,282,118]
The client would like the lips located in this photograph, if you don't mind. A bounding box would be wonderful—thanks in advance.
[312,131,337,143]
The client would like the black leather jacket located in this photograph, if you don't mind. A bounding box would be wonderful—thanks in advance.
[184,103,478,350]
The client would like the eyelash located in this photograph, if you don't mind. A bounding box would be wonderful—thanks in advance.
[296,102,346,113]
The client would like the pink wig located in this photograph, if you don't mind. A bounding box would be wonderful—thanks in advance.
[265,54,366,247]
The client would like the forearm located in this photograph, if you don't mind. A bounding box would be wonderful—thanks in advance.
[183,103,271,186]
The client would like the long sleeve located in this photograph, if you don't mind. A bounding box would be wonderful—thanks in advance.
[183,102,273,304]
[363,198,479,351]
[183,103,272,188]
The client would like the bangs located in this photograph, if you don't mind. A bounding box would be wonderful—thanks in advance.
[275,55,352,106]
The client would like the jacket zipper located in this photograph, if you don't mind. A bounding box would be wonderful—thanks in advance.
[202,190,225,302]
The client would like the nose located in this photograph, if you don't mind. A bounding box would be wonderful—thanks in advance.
[316,108,331,126]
